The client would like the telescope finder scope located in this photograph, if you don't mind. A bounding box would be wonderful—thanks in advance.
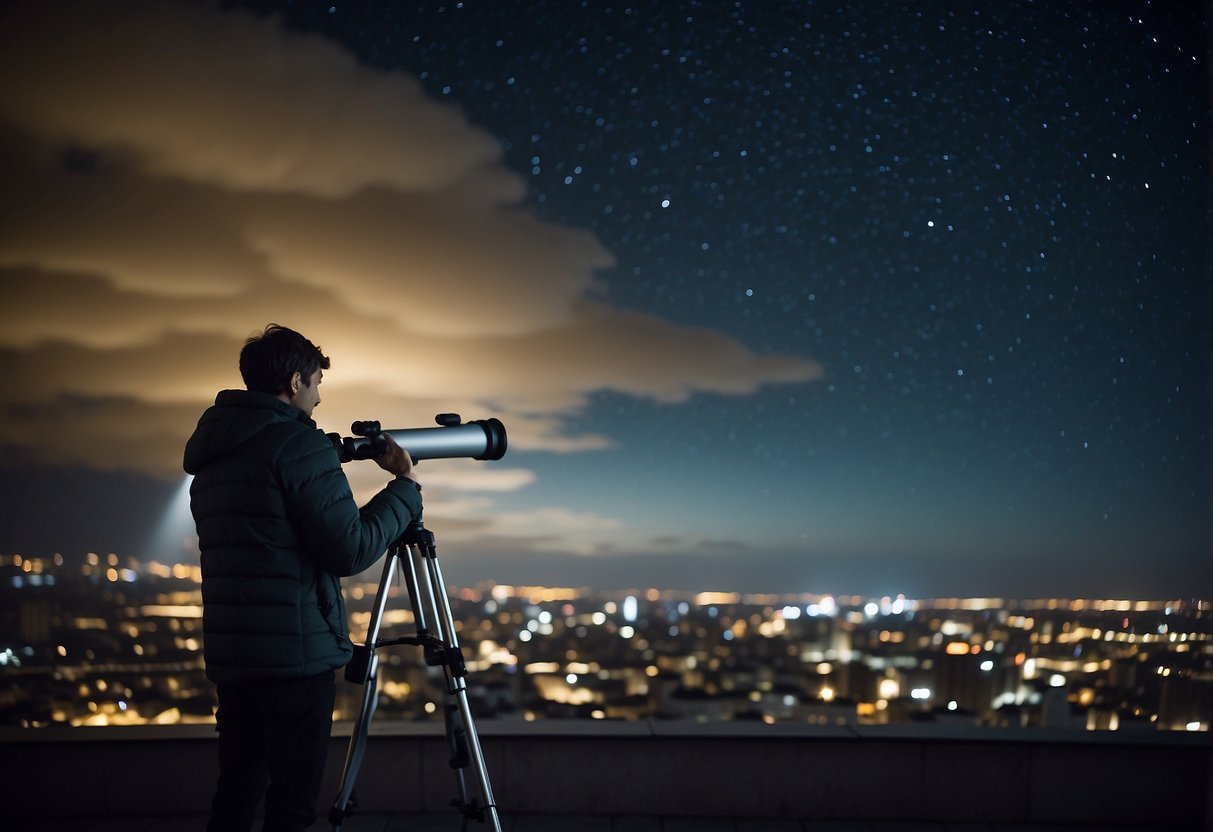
[329,414,508,464]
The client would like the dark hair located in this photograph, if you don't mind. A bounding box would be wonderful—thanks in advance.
[239,324,330,395]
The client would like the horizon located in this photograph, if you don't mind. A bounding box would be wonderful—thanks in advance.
[5,550,1207,605]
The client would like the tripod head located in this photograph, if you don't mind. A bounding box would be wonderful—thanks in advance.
[328,414,507,464]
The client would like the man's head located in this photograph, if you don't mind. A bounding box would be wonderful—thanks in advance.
[239,324,330,416]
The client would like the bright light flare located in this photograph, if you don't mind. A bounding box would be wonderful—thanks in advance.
[147,475,197,564]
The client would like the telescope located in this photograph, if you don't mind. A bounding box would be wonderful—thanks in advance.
[326,416,507,830]
[328,414,507,464]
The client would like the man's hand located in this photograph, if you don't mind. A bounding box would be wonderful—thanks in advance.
[373,434,415,481]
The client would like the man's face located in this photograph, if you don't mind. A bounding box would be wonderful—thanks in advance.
[290,368,323,416]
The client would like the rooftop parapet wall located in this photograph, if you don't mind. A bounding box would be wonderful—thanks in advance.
[4,722,1210,826]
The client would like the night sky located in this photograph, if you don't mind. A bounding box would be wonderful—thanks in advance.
[0,1,1208,598]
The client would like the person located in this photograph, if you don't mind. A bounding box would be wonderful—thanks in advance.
[183,324,420,831]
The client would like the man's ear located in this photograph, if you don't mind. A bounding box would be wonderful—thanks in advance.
[289,371,302,395]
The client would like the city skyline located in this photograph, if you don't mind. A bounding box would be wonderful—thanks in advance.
[4,550,1208,733]
[0,1,1209,598]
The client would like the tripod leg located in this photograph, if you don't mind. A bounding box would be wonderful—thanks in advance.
[414,544,503,832]
[401,542,433,635]
[448,677,501,831]
[404,542,442,632]
[444,702,471,806]
[329,655,379,830]
[329,550,398,830]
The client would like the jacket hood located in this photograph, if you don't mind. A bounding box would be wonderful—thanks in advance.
[183,389,314,475]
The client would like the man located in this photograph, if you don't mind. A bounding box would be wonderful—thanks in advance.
[184,324,420,831]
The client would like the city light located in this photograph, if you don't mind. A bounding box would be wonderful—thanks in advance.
[0,552,1208,731]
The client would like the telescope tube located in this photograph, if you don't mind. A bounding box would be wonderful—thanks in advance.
[332,418,507,463]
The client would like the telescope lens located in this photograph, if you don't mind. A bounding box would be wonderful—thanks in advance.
[476,417,508,461]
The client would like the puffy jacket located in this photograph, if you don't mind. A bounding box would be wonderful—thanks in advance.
[183,389,421,684]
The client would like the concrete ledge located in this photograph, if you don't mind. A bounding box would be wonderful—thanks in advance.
[4,722,1210,826]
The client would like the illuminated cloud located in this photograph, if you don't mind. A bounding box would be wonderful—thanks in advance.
[0,0,822,548]
[0,1,500,198]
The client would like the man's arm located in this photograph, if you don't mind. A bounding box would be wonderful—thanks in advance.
[281,431,422,577]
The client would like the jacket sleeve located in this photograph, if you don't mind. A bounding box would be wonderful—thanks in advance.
[279,429,423,577]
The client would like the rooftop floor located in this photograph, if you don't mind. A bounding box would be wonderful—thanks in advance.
[7,721,1210,832]
[10,815,1201,832]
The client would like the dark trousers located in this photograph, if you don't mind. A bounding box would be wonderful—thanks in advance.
[208,671,337,832]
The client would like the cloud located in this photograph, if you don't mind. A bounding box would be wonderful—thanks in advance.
[0,0,822,551]
[396,461,538,494]
[0,0,500,198]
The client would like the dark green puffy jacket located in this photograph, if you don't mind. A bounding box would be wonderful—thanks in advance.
[183,389,421,684]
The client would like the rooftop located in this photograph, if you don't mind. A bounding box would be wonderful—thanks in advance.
[5,815,1201,831]
[6,720,1209,832]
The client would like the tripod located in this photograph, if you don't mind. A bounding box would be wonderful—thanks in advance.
[329,516,502,831]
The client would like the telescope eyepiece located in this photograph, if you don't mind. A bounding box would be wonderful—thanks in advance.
[351,420,381,437]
